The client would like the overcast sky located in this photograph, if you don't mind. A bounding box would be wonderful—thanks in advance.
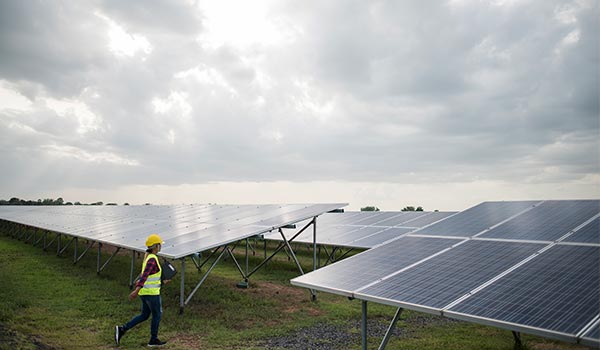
[0,0,598,211]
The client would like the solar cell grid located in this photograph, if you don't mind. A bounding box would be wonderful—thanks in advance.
[291,236,461,295]
[448,245,600,336]
[480,200,599,242]
[582,322,600,344]
[351,227,415,248]
[402,211,456,228]
[561,216,600,244]
[356,240,543,309]
[416,201,539,237]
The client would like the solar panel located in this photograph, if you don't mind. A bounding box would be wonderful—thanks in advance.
[264,211,456,249]
[447,245,600,337]
[561,216,600,244]
[581,321,600,346]
[0,203,346,259]
[480,200,599,241]
[290,200,600,347]
[417,201,539,237]
[355,240,543,310]
[399,211,456,228]
[351,227,415,248]
[291,236,461,296]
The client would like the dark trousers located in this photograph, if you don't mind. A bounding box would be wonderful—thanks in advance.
[123,295,162,340]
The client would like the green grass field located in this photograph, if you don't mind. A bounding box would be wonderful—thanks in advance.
[0,229,592,350]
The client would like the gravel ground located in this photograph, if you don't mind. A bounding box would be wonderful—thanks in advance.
[260,315,458,350]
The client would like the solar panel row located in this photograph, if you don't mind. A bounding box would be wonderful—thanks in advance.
[0,203,347,259]
[291,200,600,345]
[264,211,457,248]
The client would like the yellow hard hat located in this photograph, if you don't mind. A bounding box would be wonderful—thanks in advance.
[145,234,164,247]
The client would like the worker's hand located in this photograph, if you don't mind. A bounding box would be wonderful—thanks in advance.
[128,288,140,301]
[163,279,171,285]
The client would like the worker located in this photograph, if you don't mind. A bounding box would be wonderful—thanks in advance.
[115,234,170,347]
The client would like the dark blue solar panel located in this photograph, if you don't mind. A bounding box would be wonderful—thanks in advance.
[449,245,600,335]
[357,240,543,309]
[402,212,456,228]
[481,200,599,241]
[352,227,415,248]
[291,236,460,293]
[583,322,600,343]
[417,201,539,237]
[562,217,600,244]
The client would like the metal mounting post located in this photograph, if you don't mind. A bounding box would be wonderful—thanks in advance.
[362,300,368,350]
[512,331,522,348]
[378,308,403,350]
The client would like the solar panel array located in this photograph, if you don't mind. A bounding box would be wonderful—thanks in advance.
[291,200,600,345]
[264,211,456,249]
[0,203,346,259]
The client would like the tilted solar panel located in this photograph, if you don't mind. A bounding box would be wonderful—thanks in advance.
[447,245,600,338]
[417,201,539,237]
[480,200,599,241]
[561,216,600,244]
[356,240,543,310]
[291,236,461,296]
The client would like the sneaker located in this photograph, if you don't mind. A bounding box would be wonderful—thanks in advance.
[148,338,167,347]
[115,326,126,346]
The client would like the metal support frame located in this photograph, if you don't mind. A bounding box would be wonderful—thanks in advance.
[75,240,95,264]
[362,300,368,350]
[96,245,120,274]
[378,308,403,350]
[179,245,229,314]
[58,236,76,256]
[512,331,522,347]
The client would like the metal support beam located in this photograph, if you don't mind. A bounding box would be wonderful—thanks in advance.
[362,300,368,350]
[73,238,78,263]
[512,331,522,348]
[378,308,403,350]
[129,250,136,289]
[75,240,95,264]
[96,243,102,273]
[58,236,76,256]
[97,247,121,274]
[245,220,314,279]
[183,245,229,308]
[179,257,185,314]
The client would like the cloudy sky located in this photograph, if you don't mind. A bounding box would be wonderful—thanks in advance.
[0,0,598,211]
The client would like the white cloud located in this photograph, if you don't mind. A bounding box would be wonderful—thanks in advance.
[0,80,33,112]
[41,144,140,166]
[96,12,153,58]
[43,97,102,135]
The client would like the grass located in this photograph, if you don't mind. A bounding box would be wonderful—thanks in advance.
[0,228,593,350]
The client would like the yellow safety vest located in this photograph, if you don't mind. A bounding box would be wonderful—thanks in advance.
[139,253,162,296]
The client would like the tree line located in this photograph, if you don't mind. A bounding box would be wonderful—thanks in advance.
[360,205,425,211]
[0,197,127,206]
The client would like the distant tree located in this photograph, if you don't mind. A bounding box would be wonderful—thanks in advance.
[74,202,82,205]
[56,197,64,205]
[65,202,73,205]
[402,206,424,211]
[144,203,151,205]
[123,203,130,206]
[361,206,380,212]
[91,201,103,206]
[106,203,117,206]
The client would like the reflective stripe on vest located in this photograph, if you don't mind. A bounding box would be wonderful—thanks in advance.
[139,253,162,296]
